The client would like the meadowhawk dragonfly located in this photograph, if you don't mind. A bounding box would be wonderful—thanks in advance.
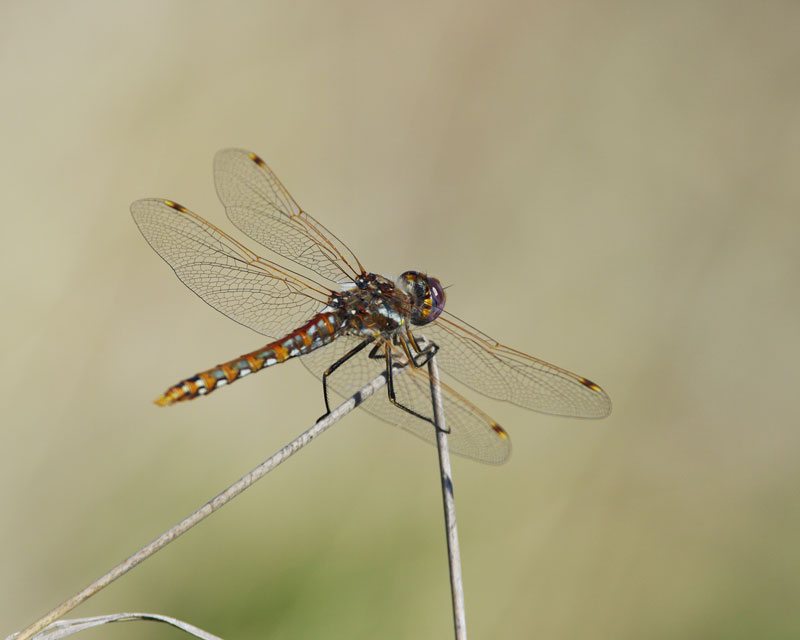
[132,149,611,464]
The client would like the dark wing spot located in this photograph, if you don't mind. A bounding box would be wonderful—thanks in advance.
[491,422,509,440]
[579,377,603,393]
[164,199,188,213]
[248,152,266,167]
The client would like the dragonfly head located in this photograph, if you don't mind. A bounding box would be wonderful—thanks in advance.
[397,271,446,325]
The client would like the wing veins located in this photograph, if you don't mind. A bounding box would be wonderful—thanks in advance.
[434,318,578,406]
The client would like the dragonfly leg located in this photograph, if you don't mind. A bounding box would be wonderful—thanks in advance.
[367,341,385,361]
[397,336,418,367]
[406,328,423,353]
[384,343,434,425]
[317,337,375,422]
[404,328,439,367]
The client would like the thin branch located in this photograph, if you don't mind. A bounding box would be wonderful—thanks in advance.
[8,613,223,640]
[8,371,389,640]
[427,354,467,640]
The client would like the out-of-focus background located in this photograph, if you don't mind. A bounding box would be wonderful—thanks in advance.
[2,2,799,638]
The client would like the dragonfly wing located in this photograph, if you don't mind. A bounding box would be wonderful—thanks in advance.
[131,198,332,339]
[214,149,365,285]
[300,336,511,464]
[416,312,612,418]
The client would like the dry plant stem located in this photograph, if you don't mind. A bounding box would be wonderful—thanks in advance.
[11,372,389,640]
[427,355,467,640]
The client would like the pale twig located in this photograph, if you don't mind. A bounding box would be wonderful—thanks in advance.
[8,371,389,640]
[427,353,467,640]
[7,613,223,640]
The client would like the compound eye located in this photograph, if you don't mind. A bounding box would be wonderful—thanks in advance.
[426,277,446,323]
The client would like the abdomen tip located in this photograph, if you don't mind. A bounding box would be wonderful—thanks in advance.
[154,394,174,407]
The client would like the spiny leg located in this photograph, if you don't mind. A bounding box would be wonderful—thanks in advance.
[367,341,385,361]
[402,328,439,367]
[384,342,434,425]
[401,331,451,432]
[397,335,418,367]
[406,327,423,353]
[317,336,374,421]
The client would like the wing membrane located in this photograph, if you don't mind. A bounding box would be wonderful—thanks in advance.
[214,148,365,285]
[131,198,332,339]
[300,336,511,464]
[417,312,612,418]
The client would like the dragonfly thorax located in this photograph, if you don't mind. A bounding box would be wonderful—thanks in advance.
[334,272,414,338]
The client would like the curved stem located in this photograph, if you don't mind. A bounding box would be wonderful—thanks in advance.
[9,372,389,640]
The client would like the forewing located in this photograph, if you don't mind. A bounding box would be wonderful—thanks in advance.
[417,312,612,418]
[131,198,331,339]
[214,148,365,285]
[300,337,511,464]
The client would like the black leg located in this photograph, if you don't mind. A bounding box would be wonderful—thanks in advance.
[318,337,374,421]
[385,344,434,425]
[404,329,439,367]
[367,342,385,361]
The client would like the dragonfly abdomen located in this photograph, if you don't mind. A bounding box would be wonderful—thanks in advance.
[155,310,345,406]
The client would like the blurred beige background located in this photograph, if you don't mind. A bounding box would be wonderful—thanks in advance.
[2,1,799,638]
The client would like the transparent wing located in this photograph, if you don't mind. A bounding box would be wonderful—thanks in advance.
[214,148,365,285]
[300,336,511,464]
[131,198,333,339]
[415,311,612,418]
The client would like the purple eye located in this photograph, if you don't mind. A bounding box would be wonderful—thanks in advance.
[427,277,446,323]
[397,271,447,325]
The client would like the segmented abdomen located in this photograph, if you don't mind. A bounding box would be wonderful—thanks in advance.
[155,310,344,406]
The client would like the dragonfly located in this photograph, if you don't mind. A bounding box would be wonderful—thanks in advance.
[131,149,611,464]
